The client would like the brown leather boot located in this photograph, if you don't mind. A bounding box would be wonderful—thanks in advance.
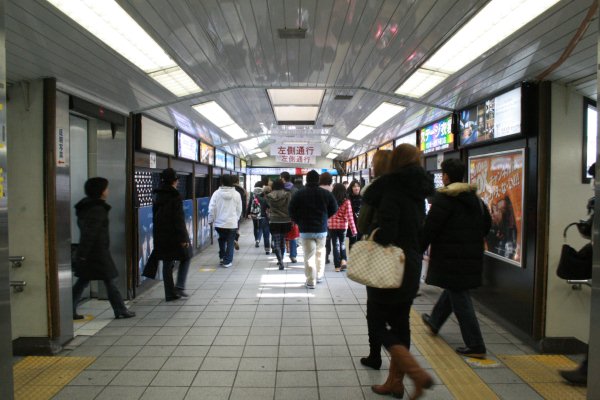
[389,345,433,399]
[371,361,405,397]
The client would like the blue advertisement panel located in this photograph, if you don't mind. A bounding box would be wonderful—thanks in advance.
[137,206,154,283]
[196,197,211,249]
[183,199,194,246]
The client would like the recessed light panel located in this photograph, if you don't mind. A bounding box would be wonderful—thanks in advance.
[395,68,449,98]
[335,140,355,150]
[149,66,202,97]
[268,89,325,105]
[273,106,319,122]
[192,101,235,127]
[362,102,405,128]
[326,153,338,159]
[221,124,248,140]
[348,125,376,141]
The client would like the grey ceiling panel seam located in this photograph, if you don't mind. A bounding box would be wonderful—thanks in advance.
[315,0,346,85]
[232,0,264,87]
[322,0,356,86]
[311,0,335,85]
[248,0,272,85]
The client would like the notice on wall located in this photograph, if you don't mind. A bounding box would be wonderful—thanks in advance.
[149,152,156,169]
[275,154,317,165]
[270,144,321,157]
[56,128,69,167]
[468,149,525,267]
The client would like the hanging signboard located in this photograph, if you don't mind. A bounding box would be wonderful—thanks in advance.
[270,143,321,157]
[468,149,525,267]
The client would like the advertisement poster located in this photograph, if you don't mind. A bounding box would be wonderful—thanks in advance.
[178,132,198,161]
[183,199,195,246]
[459,87,521,146]
[395,132,417,147]
[420,115,454,154]
[215,149,226,168]
[196,197,211,249]
[358,154,367,170]
[200,142,214,165]
[351,157,358,172]
[137,206,155,283]
[367,149,377,169]
[379,142,394,151]
[468,149,525,267]
[226,154,235,170]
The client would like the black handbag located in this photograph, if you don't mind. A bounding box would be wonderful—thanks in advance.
[142,250,159,279]
[556,223,592,280]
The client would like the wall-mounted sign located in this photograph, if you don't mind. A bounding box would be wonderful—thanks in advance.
[56,128,69,166]
[468,149,525,267]
[200,142,214,165]
[367,149,377,169]
[149,152,156,169]
[358,153,367,170]
[459,87,521,147]
[226,154,235,170]
[215,149,226,168]
[270,144,321,157]
[419,115,454,154]
[394,132,417,147]
[379,142,393,151]
[177,131,198,161]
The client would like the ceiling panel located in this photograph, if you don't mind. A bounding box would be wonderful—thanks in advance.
[5,0,597,161]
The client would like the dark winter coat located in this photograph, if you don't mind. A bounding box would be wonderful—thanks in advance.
[247,188,270,220]
[422,183,492,290]
[153,184,190,260]
[362,165,434,304]
[234,184,247,218]
[74,198,118,280]
[348,193,362,235]
[288,183,338,233]
[266,189,291,223]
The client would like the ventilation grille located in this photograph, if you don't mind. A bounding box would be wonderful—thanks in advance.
[277,28,307,39]
[334,94,353,100]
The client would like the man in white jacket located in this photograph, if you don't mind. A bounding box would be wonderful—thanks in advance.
[208,174,242,267]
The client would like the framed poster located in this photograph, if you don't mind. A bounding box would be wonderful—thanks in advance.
[177,131,199,161]
[137,206,154,284]
[183,199,195,245]
[419,115,454,154]
[379,142,394,151]
[215,149,226,168]
[351,157,358,172]
[395,132,417,147]
[196,197,210,249]
[367,149,377,169]
[468,149,525,267]
[226,154,235,170]
[200,142,214,165]
[358,153,367,170]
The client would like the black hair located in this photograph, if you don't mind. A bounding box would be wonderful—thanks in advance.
[306,170,320,184]
[160,168,178,184]
[441,159,465,183]
[221,174,234,187]
[280,171,291,182]
[332,183,348,205]
[254,181,264,188]
[85,177,109,199]
[347,180,361,197]
[272,179,284,191]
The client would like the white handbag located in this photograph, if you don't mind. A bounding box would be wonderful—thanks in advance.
[347,228,405,288]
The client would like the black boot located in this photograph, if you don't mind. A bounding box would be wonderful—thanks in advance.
[560,360,588,386]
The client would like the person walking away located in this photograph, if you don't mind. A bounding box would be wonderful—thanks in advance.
[266,179,292,270]
[72,177,135,319]
[280,171,299,262]
[328,183,357,272]
[247,182,266,247]
[347,180,362,249]
[420,159,491,359]
[357,149,393,370]
[361,144,434,399]
[208,174,242,268]
[232,175,247,250]
[153,168,192,301]
[289,170,338,289]
[319,172,334,264]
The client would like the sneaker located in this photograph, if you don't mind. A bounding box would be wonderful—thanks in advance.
[316,277,323,283]
[116,310,136,319]
[255,240,259,248]
[290,257,297,263]
[455,346,486,359]
[305,282,315,289]
[421,313,439,335]
[175,288,189,298]
[222,262,232,268]
[335,267,341,272]
[234,241,240,250]
[219,259,224,265]
[340,260,347,271]
[265,251,271,255]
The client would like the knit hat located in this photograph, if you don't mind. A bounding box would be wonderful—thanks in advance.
[306,170,320,184]
[160,168,178,184]
[84,177,109,199]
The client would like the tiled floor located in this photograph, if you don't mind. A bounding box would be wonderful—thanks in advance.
[47,222,583,400]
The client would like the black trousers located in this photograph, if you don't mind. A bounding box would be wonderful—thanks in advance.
[367,299,412,352]
[73,278,127,317]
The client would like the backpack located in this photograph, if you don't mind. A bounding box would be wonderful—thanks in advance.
[249,195,261,218]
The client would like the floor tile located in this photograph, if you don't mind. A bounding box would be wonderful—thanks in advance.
[150,370,196,386]
[95,385,146,400]
[140,386,188,400]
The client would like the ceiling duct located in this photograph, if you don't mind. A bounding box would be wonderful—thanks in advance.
[334,94,353,100]
[278,27,307,39]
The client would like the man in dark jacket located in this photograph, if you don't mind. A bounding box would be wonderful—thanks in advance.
[289,170,337,288]
[153,168,191,301]
[421,159,492,359]
[72,177,135,319]
[232,175,247,250]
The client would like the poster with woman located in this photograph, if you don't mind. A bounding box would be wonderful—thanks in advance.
[137,206,155,283]
[196,197,211,249]
[468,149,525,267]
[183,199,195,247]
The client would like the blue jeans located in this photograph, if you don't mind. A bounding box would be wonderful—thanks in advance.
[429,289,485,350]
[252,218,271,249]
[329,229,347,268]
[287,239,297,259]
[216,227,237,264]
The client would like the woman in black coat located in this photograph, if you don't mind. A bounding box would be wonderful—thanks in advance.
[361,144,434,399]
[153,168,191,301]
[72,177,134,320]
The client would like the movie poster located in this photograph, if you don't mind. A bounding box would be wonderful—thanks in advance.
[468,149,525,267]
[137,206,157,283]
[183,199,195,247]
[196,197,211,249]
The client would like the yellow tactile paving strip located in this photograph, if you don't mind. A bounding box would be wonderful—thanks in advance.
[500,355,587,400]
[13,356,95,400]
[410,309,500,400]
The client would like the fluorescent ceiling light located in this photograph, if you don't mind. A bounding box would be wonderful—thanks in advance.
[149,66,202,96]
[348,125,376,141]
[240,138,259,149]
[335,140,354,150]
[362,102,405,128]
[326,153,338,159]
[395,68,449,98]
[221,124,248,140]
[273,106,319,121]
[192,101,235,127]
[424,0,560,74]
[330,149,342,154]
[249,148,262,154]
[256,152,268,158]
[46,0,175,73]
[268,89,325,105]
